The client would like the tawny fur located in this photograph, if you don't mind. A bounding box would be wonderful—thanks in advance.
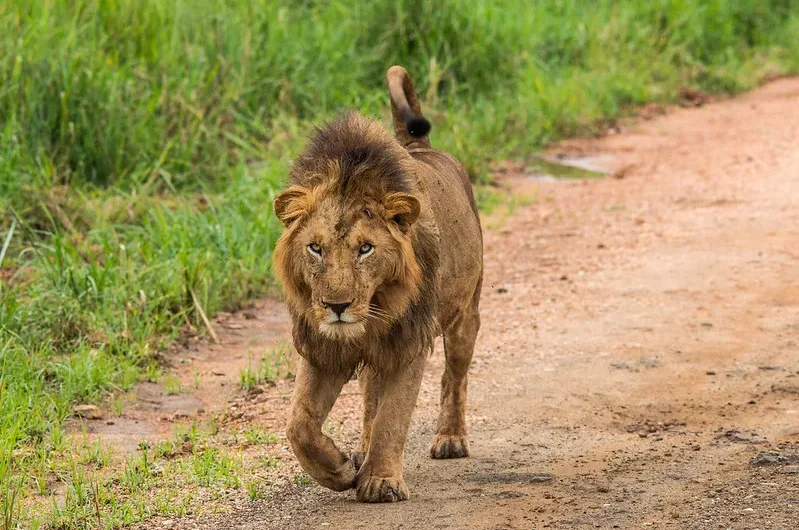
[273,65,483,503]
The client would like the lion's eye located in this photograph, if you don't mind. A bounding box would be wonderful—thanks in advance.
[307,243,322,256]
[358,243,374,256]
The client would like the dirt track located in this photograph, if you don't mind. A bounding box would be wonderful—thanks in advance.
[142,79,799,529]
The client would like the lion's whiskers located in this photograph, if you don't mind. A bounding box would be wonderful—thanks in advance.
[368,304,393,318]
[366,306,393,327]
[368,304,391,315]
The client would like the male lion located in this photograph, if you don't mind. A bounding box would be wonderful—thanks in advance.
[273,66,483,503]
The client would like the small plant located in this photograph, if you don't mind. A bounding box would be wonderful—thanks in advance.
[145,364,163,383]
[239,365,259,392]
[154,489,191,517]
[34,472,47,496]
[238,344,292,391]
[245,480,264,501]
[260,455,281,469]
[164,374,182,395]
[121,453,149,494]
[208,415,220,436]
[188,448,242,488]
[138,443,151,477]
[111,396,125,416]
[80,440,112,469]
[293,474,312,487]
[176,422,204,447]
[154,440,179,459]
[48,424,66,453]
[242,427,279,446]
[2,476,22,530]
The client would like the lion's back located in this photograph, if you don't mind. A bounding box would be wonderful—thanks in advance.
[410,149,483,329]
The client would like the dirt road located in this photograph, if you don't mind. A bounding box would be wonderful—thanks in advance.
[147,79,799,529]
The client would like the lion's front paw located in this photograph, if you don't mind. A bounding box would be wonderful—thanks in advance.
[351,451,365,472]
[309,458,357,492]
[356,476,409,503]
[430,434,470,459]
[329,460,358,491]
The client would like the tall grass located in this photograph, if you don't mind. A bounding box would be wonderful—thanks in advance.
[3,0,798,197]
[2,0,799,526]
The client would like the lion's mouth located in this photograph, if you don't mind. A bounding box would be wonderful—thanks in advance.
[319,319,367,340]
[325,314,362,325]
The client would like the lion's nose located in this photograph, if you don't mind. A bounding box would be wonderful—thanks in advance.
[322,301,352,317]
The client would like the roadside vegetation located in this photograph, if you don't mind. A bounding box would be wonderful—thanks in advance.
[2,0,798,527]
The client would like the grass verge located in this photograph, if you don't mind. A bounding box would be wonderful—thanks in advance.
[20,419,297,530]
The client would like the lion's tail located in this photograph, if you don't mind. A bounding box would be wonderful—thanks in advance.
[386,65,431,147]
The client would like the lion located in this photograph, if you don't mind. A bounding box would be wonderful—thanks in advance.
[273,65,483,503]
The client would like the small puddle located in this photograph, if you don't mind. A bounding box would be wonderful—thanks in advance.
[526,155,613,181]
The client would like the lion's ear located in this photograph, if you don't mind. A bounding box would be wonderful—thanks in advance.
[274,186,313,227]
[383,192,420,232]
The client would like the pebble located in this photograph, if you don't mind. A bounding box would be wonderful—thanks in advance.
[772,384,799,395]
[751,452,794,466]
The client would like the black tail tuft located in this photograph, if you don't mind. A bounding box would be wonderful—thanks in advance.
[387,65,431,146]
[406,116,431,138]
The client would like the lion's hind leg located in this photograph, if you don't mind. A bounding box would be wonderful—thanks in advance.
[431,292,481,459]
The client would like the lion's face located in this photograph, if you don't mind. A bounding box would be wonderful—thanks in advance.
[273,185,422,342]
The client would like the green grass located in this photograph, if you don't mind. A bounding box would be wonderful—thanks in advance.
[241,427,280,447]
[164,374,182,396]
[31,422,268,530]
[238,343,293,392]
[2,0,799,527]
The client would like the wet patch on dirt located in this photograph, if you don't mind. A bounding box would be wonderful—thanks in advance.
[509,155,614,183]
[534,154,615,178]
[77,417,164,454]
